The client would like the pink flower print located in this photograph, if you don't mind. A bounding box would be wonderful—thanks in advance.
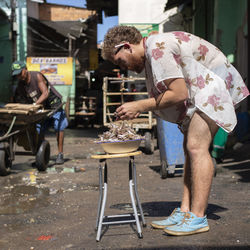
[198,44,208,56]
[173,32,190,43]
[236,86,250,97]
[152,48,164,60]
[215,120,224,127]
[215,120,232,131]
[196,75,205,89]
[207,95,220,106]
[173,53,186,67]
[225,72,233,89]
[197,44,209,61]
[185,77,192,87]
[173,53,181,65]
[203,94,224,112]
[156,81,167,93]
[241,86,250,97]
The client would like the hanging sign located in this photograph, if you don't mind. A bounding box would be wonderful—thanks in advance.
[26,57,73,85]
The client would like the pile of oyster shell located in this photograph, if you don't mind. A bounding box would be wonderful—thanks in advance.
[97,122,144,142]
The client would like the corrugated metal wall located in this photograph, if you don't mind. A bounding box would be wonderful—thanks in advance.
[0,11,12,104]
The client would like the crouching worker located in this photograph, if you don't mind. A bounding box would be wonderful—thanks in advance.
[12,61,68,164]
[101,26,249,236]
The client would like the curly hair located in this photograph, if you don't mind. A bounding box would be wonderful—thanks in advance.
[101,25,142,62]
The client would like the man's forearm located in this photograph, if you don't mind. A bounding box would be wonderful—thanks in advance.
[35,93,48,105]
[116,78,188,120]
[137,90,187,112]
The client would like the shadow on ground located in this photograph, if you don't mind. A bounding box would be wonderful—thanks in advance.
[126,247,250,250]
[141,201,227,220]
[45,127,102,139]
[109,201,227,220]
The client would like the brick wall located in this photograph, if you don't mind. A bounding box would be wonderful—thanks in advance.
[39,3,96,21]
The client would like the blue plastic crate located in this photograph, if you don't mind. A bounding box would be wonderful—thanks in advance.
[157,118,185,177]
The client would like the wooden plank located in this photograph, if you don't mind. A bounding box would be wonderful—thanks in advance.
[75,112,96,116]
[0,110,50,125]
[105,113,150,117]
[107,77,145,82]
[105,102,121,106]
[4,103,43,112]
[105,92,148,96]
[91,150,142,159]
[0,109,30,115]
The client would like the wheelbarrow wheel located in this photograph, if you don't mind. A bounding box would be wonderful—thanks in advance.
[160,161,168,179]
[144,132,154,155]
[36,140,50,171]
[0,149,12,176]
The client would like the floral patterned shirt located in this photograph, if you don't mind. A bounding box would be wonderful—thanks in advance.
[144,31,249,133]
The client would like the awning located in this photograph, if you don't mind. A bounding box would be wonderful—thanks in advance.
[86,0,118,17]
[164,0,192,11]
[0,8,8,22]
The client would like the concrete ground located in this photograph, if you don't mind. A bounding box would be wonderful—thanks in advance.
[0,127,250,250]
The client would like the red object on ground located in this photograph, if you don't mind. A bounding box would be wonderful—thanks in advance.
[37,235,53,241]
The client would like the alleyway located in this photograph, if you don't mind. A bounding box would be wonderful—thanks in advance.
[0,127,250,250]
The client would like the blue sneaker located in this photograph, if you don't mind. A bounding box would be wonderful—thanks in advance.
[164,212,209,236]
[151,208,185,229]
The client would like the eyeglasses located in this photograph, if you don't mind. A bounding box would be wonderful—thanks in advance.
[114,43,126,55]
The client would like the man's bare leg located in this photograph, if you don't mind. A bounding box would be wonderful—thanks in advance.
[186,112,218,217]
[55,131,65,164]
[150,132,189,229]
[57,131,64,154]
[180,149,192,213]
[163,112,218,235]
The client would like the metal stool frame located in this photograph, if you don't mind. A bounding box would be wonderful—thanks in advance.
[92,152,146,241]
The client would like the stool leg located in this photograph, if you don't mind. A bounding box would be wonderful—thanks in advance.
[132,158,146,226]
[96,161,108,242]
[96,162,103,230]
[129,159,143,238]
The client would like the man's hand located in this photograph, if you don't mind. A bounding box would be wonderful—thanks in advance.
[115,78,188,120]
[115,101,141,120]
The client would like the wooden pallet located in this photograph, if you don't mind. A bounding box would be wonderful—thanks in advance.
[0,103,49,125]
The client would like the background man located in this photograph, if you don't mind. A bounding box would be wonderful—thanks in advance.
[12,61,68,164]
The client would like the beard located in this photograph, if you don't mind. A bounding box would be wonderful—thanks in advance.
[129,55,145,74]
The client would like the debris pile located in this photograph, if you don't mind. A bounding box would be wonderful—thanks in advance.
[97,122,144,142]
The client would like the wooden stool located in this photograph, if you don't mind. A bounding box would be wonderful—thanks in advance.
[91,151,146,241]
